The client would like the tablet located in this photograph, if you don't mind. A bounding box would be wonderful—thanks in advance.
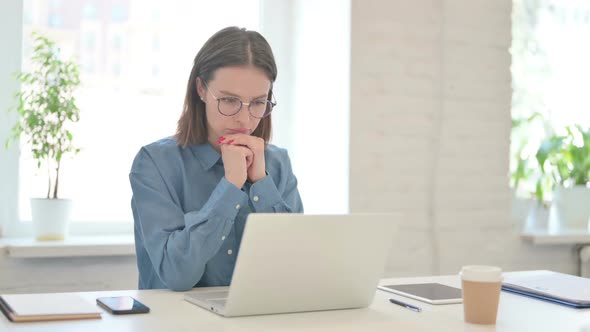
[378,283,463,304]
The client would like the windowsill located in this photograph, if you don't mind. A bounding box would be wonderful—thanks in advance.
[0,235,136,258]
[521,229,590,245]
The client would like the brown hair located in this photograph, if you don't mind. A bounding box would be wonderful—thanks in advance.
[175,27,277,147]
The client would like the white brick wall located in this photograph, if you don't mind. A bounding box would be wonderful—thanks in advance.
[350,0,577,276]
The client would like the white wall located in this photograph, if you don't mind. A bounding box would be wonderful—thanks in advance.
[262,0,350,214]
[259,0,295,151]
[350,0,577,276]
[289,0,350,214]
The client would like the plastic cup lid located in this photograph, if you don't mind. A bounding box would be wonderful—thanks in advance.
[460,265,502,282]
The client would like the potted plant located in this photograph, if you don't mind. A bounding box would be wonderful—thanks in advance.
[5,33,81,240]
[510,112,552,230]
[536,125,590,230]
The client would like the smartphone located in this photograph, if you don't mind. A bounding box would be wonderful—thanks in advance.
[96,296,150,315]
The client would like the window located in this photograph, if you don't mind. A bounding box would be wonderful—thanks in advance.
[1,1,350,237]
[511,0,590,198]
[83,2,98,20]
[48,14,63,28]
[84,32,96,51]
[110,4,127,23]
[18,0,260,223]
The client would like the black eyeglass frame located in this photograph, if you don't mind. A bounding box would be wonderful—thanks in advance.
[201,80,276,119]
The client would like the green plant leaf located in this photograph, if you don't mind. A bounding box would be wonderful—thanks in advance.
[536,136,564,172]
[535,178,544,202]
[5,32,81,198]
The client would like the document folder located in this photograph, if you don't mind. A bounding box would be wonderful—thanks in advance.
[502,270,590,308]
[0,293,101,322]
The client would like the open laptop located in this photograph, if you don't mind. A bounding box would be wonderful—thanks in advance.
[184,213,396,317]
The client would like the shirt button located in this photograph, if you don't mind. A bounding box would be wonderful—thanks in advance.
[227,249,233,255]
[253,196,259,202]
[235,204,240,210]
[221,236,226,241]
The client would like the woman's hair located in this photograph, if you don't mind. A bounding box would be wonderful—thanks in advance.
[175,27,277,147]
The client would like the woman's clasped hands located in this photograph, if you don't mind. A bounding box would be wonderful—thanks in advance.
[218,134,266,188]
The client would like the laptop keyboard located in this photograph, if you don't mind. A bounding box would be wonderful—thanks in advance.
[208,298,227,307]
[186,290,228,308]
[196,291,229,300]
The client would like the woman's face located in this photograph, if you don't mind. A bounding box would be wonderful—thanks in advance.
[198,66,271,148]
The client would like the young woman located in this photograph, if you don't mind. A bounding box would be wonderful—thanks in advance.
[129,27,304,291]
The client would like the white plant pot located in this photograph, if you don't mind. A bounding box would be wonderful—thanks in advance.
[30,198,72,241]
[551,186,590,231]
[523,201,550,231]
[510,191,534,231]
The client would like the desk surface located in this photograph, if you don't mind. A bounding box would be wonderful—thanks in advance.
[2,271,589,332]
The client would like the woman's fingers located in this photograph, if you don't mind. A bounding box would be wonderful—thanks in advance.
[221,144,253,164]
[219,143,255,188]
[245,150,253,168]
[217,134,263,152]
[218,134,265,183]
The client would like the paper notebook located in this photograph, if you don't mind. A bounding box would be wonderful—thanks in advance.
[0,293,102,322]
[502,270,590,308]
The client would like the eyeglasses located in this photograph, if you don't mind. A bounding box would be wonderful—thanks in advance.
[202,80,276,119]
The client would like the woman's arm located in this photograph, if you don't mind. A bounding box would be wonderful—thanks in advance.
[248,148,304,213]
[130,148,248,291]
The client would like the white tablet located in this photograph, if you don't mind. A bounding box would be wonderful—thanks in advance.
[378,283,463,304]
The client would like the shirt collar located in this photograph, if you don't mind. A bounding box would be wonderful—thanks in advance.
[191,143,221,171]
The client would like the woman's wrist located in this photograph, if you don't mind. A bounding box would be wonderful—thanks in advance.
[249,171,267,183]
[225,175,246,189]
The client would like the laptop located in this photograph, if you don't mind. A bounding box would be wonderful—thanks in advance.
[502,270,590,308]
[184,213,396,317]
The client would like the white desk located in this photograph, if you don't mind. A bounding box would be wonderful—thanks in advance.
[2,271,589,332]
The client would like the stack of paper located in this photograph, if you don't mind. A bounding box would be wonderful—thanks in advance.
[0,293,101,322]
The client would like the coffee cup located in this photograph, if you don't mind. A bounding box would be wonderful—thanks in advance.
[460,265,502,324]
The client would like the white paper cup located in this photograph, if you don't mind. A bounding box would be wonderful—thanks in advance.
[460,266,503,325]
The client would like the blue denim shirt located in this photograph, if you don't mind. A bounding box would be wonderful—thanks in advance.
[129,137,303,291]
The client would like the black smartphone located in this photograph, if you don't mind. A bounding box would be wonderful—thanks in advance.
[96,296,150,315]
